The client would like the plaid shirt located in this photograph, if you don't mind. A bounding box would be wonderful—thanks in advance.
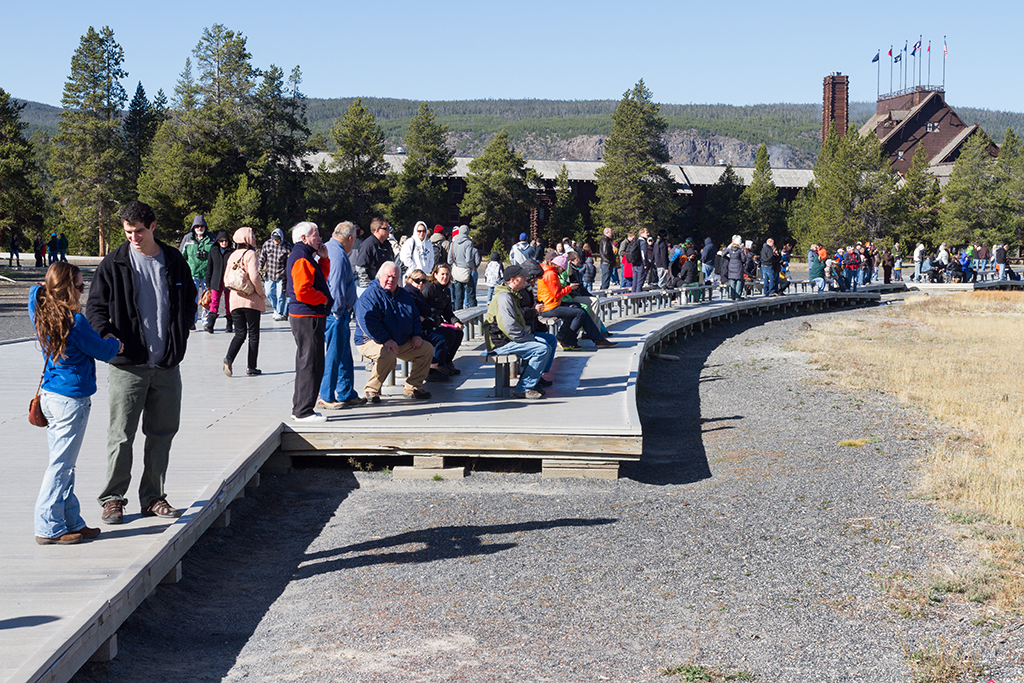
[259,238,290,281]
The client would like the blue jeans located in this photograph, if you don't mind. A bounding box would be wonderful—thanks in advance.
[266,279,286,317]
[493,332,556,391]
[36,391,92,538]
[728,279,744,300]
[762,266,776,296]
[470,270,479,307]
[601,264,613,290]
[845,269,858,291]
[320,311,357,403]
[451,280,467,311]
[192,276,207,324]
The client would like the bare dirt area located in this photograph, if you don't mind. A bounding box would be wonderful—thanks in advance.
[70,309,1024,683]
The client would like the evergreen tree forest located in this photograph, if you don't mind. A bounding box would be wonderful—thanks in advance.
[4,25,1024,258]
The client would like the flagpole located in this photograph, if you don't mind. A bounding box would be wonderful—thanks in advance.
[877,49,880,99]
[918,35,923,89]
[889,46,893,94]
[943,35,946,89]
[928,41,931,89]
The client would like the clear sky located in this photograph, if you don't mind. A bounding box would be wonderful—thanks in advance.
[2,0,1020,112]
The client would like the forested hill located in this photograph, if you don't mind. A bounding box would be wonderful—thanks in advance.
[17,96,1024,168]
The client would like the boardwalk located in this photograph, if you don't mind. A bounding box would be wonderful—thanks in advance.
[0,289,881,683]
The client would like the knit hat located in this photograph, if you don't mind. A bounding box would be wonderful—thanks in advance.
[433,224,445,234]
[490,252,500,261]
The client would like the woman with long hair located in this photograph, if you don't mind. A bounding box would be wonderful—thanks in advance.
[29,263,122,545]
[421,263,464,374]
[222,227,267,377]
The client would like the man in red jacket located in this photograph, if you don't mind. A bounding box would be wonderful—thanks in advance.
[286,222,332,423]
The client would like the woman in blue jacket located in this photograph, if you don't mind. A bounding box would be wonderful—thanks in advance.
[30,263,121,545]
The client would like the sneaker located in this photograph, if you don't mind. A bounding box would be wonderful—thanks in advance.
[513,389,545,400]
[404,387,432,400]
[559,344,582,351]
[594,339,618,348]
[36,532,84,545]
[427,369,451,382]
[446,363,461,376]
[366,394,381,404]
[316,398,345,410]
[273,315,287,321]
[246,368,262,376]
[204,326,214,334]
[343,396,368,407]
[537,377,553,387]
[101,499,124,525]
[223,361,233,377]
[142,498,183,519]
[291,412,327,423]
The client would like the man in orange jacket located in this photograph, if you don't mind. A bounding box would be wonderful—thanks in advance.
[537,249,616,351]
[286,221,332,422]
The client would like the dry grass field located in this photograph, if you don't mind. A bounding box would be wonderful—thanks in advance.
[792,291,1024,613]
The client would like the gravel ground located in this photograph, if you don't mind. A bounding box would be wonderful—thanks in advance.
[69,305,1024,682]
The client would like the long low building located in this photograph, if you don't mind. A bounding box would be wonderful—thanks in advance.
[303,151,813,235]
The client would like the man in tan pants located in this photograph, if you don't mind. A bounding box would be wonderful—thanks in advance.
[354,262,434,402]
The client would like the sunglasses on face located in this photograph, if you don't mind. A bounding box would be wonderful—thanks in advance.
[74,283,85,292]
[410,277,426,283]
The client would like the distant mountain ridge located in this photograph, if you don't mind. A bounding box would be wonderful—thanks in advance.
[16,96,1024,169]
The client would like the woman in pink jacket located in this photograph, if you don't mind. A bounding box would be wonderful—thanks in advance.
[223,227,267,376]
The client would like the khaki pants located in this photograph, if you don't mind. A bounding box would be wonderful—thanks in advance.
[357,338,433,396]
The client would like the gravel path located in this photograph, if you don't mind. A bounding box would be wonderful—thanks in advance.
[70,307,1024,682]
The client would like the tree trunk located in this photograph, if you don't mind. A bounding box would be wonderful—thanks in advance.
[98,201,107,256]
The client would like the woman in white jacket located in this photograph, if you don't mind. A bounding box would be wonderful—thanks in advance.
[400,221,435,275]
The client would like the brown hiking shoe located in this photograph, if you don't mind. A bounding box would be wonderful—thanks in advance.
[142,499,183,519]
[101,499,124,525]
[36,532,84,545]
[76,526,101,539]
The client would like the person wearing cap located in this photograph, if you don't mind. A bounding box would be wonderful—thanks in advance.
[204,231,235,333]
[259,227,291,321]
[510,233,533,265]
[448,224,481,310]
[182,215,213,326]
[484,264,556,400]
[429,224,450,265]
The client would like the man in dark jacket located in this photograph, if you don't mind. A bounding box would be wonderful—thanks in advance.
[352,217,393,292]
[287,221,332,422]
[760,238,779,296]
[599,227,616,290]
[700,237,716,283]
[355,261,434,402]
[86,200,198,525]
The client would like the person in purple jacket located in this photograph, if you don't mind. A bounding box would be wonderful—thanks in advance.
[29,263,122,545]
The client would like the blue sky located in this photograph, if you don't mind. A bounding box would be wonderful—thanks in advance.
[2,0,1020,112]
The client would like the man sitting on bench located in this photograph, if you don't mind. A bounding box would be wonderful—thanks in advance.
[484,264,557,400]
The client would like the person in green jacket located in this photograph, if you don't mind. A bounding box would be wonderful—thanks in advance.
[181,215,213,325]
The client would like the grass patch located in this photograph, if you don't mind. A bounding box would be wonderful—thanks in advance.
[838,438,870,447]
[903,636,984,683]
[792,291,1024,612]
[661,664,755,682]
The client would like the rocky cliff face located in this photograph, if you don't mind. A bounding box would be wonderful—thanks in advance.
[439,130,815,168]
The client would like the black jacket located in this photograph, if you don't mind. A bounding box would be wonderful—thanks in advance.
[599,235,615,263]
[701,238,715,264]
[654,238,670,269]
[206,243,235,289]
[86,240,198,368]
[422,281,457,325]
[760,243,778,270]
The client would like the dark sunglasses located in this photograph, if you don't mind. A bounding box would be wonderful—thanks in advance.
[410,277,426,284]
[74,283,85,292]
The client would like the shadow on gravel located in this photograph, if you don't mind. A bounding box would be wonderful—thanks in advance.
[71,469,360,683]
[622,321,752,487]
[294,517,617,579]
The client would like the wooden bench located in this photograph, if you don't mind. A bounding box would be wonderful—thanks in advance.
[479,352,520,398]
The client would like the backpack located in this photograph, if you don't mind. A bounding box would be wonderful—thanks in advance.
[624,239,642,266]
[432,241,448,268]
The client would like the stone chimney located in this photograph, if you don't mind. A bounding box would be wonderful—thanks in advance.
[822,73,849,144]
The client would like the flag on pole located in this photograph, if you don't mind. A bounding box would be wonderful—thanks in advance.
[944,38,948,58]
[872,51,880,63]
[927,41,931,53]
[888,47,893,58]
[894,53,902,63]
[912,39,922,55]
[904,41,908,53]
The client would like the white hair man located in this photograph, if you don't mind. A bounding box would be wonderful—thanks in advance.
[286,221,332,422]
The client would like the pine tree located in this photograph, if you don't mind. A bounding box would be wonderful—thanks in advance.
[122,82,160,196]
[389,102,455,233]
[699,165,745,247]
[544,165,585,245]
[593,79,678,237]
[996,127,1024,241]
[741,144,781,242]
[0,88,45,245]
[940,132,1005,244]
[50,26,127,255]
[208,175,261,234]
[329,97,392,227]
[458,130,539,252]
[895,142,940,246]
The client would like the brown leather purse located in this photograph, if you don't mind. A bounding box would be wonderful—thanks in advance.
[29,371,47,427]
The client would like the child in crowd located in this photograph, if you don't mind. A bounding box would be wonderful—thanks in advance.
[484,252,504,303]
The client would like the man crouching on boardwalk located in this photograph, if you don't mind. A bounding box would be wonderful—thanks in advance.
[87,200,198,524]
[354,262,434,402]
[484,264,557,400]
